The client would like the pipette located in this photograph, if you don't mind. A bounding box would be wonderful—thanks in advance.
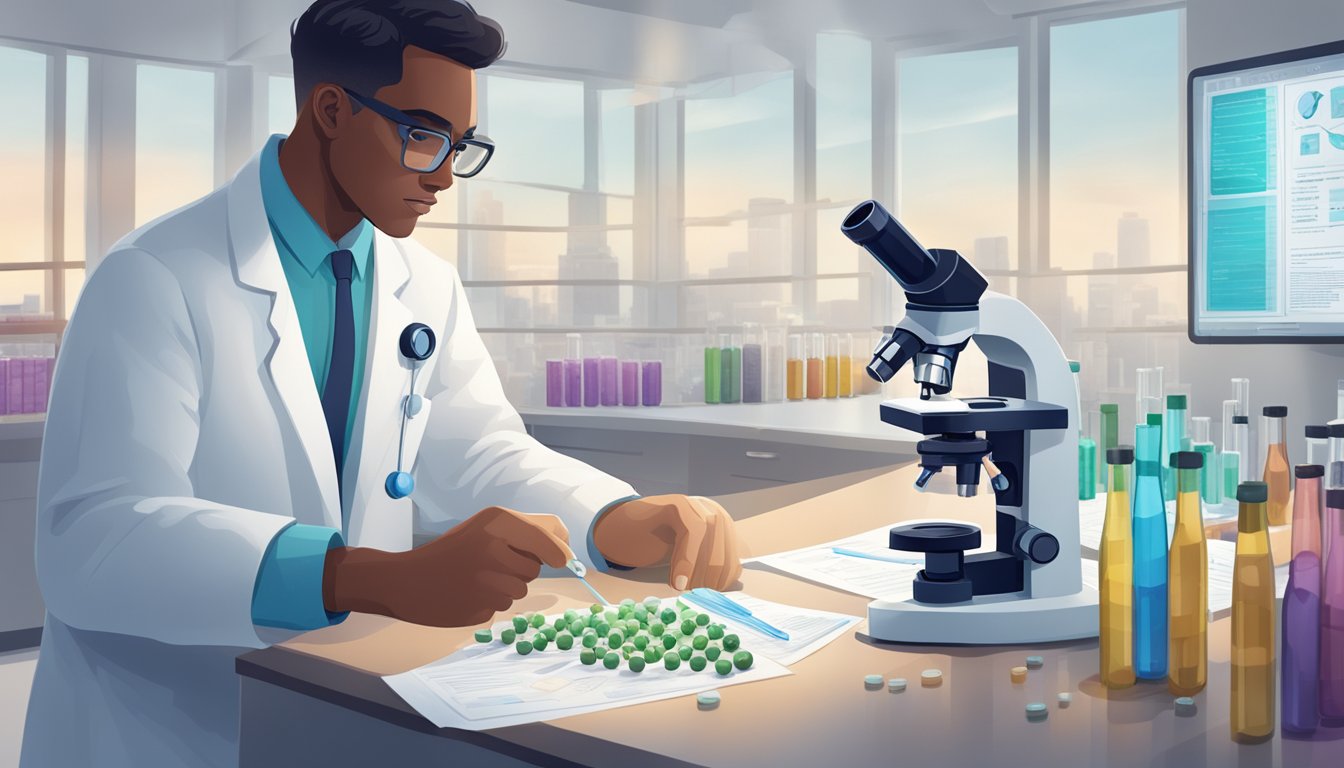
[565,558,610,606]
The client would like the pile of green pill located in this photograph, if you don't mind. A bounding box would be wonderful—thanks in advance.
[476,597,754,676]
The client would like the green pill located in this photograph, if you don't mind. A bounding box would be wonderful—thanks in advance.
[715,659,732,675]
[664,654,681,671]
[500,629,516,644]
[580,649,597,665]
[568,619,585,635]
[733,651,753,670]
[593,645,607,659]
[707,624,724,640]
[590,603,604,615]
[722,634,740,651]
[541,626,557,642]
[532,636,548,652]
[512,616,528,633]
[516,641,533,655]
[563,609,579,623]
[705,646,721,662]
[474,629,492,643]
[581,633,598,648]
[529,613,545,629]
[680,619,696,636]
[643,647,659,663]
[621,598,637,609]
[603,653,620,670]
[622,644,636,658]
[552,617,566,631]
[696,613,711,627]
[596,622,611,636]
[633,635,649,650]
[692,635,709,651]
[662,634,678,650]
[650,623,665,638]
[633,607,649,623]
[625,619,641,635]
[605,610,619,625]
[629,656,646,673]
[679,645,694,661]
[556,633,574,651]
[608,631,624,648]
[690,655,707,672]
[661,609,678,625]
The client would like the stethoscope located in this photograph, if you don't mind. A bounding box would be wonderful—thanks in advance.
[384,322,437,499]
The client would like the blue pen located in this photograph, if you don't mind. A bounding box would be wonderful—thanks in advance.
[686,588,790,641]
[831,546,923,566]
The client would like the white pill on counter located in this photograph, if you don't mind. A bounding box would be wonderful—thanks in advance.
[888,678,907,693]
[864,674,884,690]
[697,691,721,710]
[920,669,943,687]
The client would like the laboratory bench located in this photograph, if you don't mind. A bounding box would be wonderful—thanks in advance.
[235,463,1344,768]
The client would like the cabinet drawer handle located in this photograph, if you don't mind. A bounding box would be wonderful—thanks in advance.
[744,451,778,460]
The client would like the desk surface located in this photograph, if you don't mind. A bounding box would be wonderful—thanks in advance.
[237,466,1344,768]
[518,395,922,454]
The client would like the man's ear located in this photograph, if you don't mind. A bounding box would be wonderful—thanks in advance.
[311,84,347,140]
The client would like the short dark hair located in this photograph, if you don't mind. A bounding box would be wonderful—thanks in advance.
[290,0,506,106]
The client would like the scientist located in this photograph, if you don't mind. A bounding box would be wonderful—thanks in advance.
[21,1,742,766]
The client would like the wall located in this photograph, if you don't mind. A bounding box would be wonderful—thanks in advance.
[1182,0,1344,434]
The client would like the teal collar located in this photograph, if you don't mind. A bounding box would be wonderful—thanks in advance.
[259,134,373,279]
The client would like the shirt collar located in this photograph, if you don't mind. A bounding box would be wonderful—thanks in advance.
[259,134,373,279]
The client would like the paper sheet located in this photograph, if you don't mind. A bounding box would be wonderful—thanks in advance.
[1080,539,1289,620]
[383,595,857,730]
[1078,493,1237,554]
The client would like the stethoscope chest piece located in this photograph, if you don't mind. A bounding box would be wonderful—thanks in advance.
[386,322,437,500]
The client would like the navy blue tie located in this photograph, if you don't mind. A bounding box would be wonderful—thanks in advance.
[321,249,356,487]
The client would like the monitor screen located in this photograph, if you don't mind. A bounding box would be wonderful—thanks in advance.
[1188,39,1344,343]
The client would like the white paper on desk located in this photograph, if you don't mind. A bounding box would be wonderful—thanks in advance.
[1080,540,1289,620]
[743,522,988,601]
[689,592,861,666]
[1078,494,1237,554]
[384,595,816,731]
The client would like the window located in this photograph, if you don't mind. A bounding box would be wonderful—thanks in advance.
[135,64,217,228]
[268,74,296,137]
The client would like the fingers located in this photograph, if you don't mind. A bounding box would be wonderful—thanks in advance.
[667,502,707,592]
[475,569,529,612]
[488,540,543,582]
[481,507,572,568]
[700,499,727,589]
[696,496,743,589]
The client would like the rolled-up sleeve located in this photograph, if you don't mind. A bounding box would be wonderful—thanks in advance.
[251,524,349,630]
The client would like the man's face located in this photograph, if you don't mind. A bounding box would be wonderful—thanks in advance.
[328,46,477,238]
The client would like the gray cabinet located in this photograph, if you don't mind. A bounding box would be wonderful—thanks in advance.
[0,423,44,648]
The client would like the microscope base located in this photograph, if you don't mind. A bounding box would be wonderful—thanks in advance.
[866,586,1099,645]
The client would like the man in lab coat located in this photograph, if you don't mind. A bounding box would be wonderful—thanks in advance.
[21,1,741,765]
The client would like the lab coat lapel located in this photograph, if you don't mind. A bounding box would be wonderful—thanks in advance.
[342,230,412,542]
[226,153,342,530]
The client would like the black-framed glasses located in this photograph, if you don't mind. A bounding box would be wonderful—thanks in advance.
[343,88,494,177]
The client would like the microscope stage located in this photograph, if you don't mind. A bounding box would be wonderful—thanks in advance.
[880,396,1067,434]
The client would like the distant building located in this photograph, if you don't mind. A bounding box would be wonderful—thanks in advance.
[1117,212,1150,268]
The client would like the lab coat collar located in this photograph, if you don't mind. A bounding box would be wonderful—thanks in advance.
[227,146,412,533]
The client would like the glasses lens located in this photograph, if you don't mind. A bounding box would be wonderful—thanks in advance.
[403,128,448,172]
[452,139,492,177]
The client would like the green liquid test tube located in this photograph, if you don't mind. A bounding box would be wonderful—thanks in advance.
[1079,411,1097,501]
[704,346,721,404]
[1100,404,1119,493]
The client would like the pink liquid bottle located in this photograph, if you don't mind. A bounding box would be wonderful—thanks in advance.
[1323,487,1344,726]
[1282,464,1323,734]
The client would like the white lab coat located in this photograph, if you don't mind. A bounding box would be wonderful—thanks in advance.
[20,147,636,767]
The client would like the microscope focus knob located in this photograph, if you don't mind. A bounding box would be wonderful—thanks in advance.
[1013,527,1060,565]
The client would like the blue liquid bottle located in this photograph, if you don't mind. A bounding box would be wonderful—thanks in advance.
[1133,422,1169,679]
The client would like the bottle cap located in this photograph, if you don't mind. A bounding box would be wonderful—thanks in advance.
[1237,482,1268,504]
[1100,403,1118,414]
[1263,405,1287,418]
[1233,415,1249,425]
[1330,424,1344,438]
[1171,451,1203,469]
[1146,413,1163,426]
[1166,394,1186,409]
[1329,489,1344,509]
[1106,446,1134,465]
[1306,425,1329,439]
[1295,464,1324,479]
[1068,360,1080,373]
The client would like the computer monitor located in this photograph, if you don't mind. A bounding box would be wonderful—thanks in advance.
[1188,39,1344,344]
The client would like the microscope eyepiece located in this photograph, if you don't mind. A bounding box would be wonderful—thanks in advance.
[842,200,938,288]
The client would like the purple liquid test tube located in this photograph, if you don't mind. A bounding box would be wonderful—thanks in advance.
[583,357,600,407]
[1324,488,1344,726]
[564,359,582,407]
[545,360,564,407]
[642,361,662,406]
[1282,466,1323,734]
[621,361,639,406]
[600,356,619,406]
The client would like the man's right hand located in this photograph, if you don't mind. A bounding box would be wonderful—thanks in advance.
[322,506,572,627]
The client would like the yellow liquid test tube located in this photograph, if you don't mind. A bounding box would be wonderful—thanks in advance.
[1168,452,1208,696]
[824,333,839,399]
[786,333,804,401]
[806,332,824,400]
[1231,481,1276,744]
[1099,447,1135,688]
[838,333,853,397]
[1261,406,1291,526]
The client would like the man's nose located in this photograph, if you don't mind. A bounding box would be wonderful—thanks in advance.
[422,158,455,193]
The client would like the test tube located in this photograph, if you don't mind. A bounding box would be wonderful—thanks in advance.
[720,332,741,404]
[1163,395,1187,502]
[621,359,639,406]
[1231,481,1276,744]
[1133,422,1168,680]
[786,333,804,401]
[1078,411,1097,501]
[583,355,600,407]
[741,324,763,404]
[1331,423,1344,490]
[1307,425,1330,469]
[1282,464,1323,735]
[641,358,662,407]
[806,333,825,400]
[545,359,563,407]
[1100,446,1136,689]
[1191,416,1221,505]
[1233,377,1251,418]
[564,334,582,408]
[703,330,721,404]
[1136,367,1164,421]
[600,353,619,407]
[1168,451,1207,696]
[1322,488,1344,725]
[1222,400,1242,500]
[837,333,853,398]
[824,334,840,399]
[1262,406,1291,526]
[765,327,786,402]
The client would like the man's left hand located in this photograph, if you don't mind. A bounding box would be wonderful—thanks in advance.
[591,495,742,591]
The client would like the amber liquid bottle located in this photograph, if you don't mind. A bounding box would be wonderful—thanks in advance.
[1262,405,1291,526]
[1100,446,1136,688]
[1231,481,1276,743]
[1168,451,1207,695]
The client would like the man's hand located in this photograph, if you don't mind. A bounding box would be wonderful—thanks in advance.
[322,506,571,627]
[592,495,742,591]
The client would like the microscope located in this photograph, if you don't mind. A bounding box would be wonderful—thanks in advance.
[842,199,1098,644]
